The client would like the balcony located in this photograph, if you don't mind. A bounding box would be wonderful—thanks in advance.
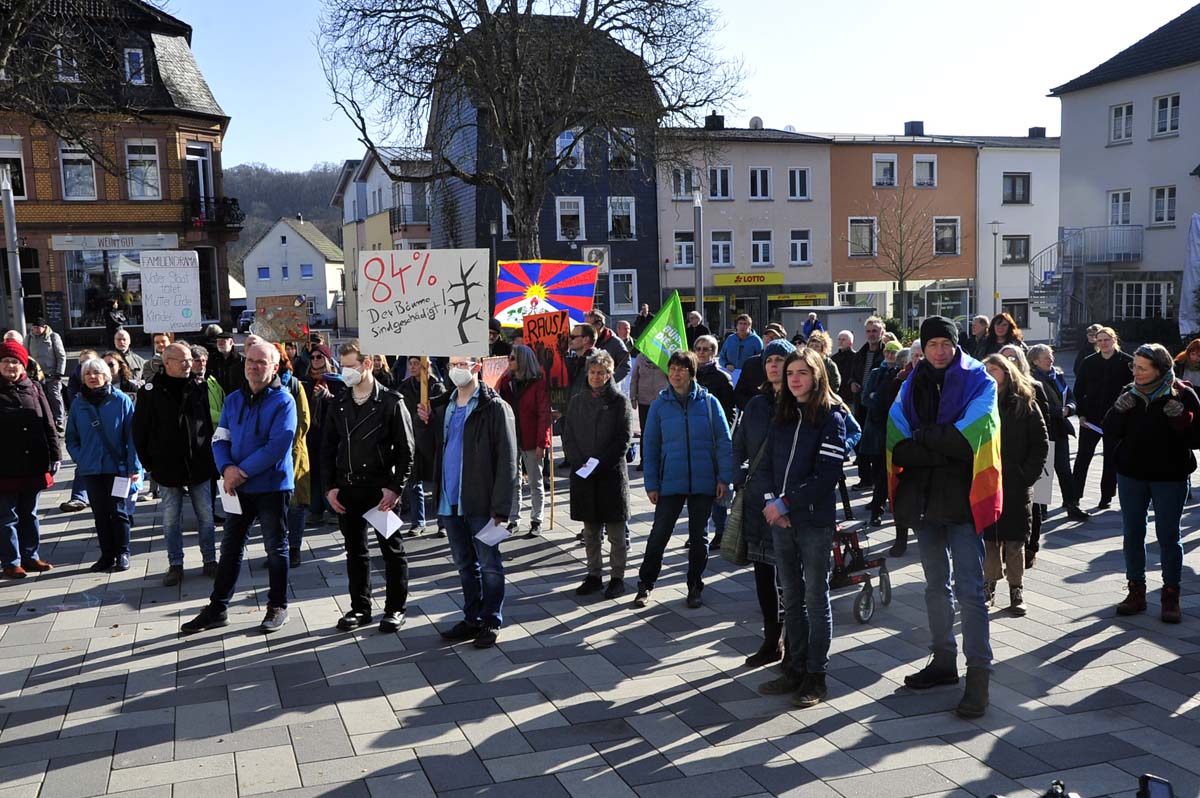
[1062,225,1144,267]
[185,197,245,231]
[388,204,430,232]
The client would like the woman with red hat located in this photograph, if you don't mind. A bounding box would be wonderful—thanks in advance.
[0,340,60,579]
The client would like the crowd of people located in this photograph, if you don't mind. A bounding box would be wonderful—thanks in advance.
[1,306,1198,721]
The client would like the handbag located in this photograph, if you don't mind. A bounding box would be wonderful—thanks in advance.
[721,432,770,567]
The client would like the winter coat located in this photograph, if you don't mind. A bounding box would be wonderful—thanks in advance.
[850,342,885,416]
[860,363,899,455]
[831,348,858,407]
[563,381,632,523]
[733,355,765,412]
[719,332,764,372]
[763,402,847,528]
[696,362,735,424]
[302,371,347,480]
[28,328,66,378]
[398,375,445,482]
[732,388,777,564]
[566,348,597,407]
[822,355,841,395]
[643,382,733,497]
[982,336,1027,357]
[685,322,710,349]
[415,384,518,519]
[205,375,226,428]
[132,372,217,488]
[0,376,60,491]
[212,377,297,494]
[66,388,141,478]
[983,393,1048,544]
[629,354,668,407]
[209,349,246,396]
[595,327,631,384]
[1032,367,1076,442]
[279,371,311,506]
[802,318,825,337]
[1104,379,1200,482]
[497,372,552,451]
[321,381,414,495]
[1074,350,1134,422]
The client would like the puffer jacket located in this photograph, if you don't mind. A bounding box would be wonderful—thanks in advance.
[497,372,552,451]
[131,372,217,487]
[66,387,141,477]
[732,387,777,564]
[0,376,60,490]
[629,354,668,407]
[1032,366,1075,442]
[983,393,1048,543]
[763,401,847,528]
[1104,378,1200,482]
[212,377,297,494]
[320,381,413,495]
[1074,350,1134,422]
[563,380,632,523]
[643,381,733,496]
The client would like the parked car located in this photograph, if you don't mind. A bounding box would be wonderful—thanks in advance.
[238,309,256,333]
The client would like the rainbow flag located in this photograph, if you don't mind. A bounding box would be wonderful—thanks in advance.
[886,352,1002,534]
[494,260,598,328]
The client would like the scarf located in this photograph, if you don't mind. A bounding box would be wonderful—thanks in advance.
[1130,374,1172,405]
[82,383,113,406]
[886,350,1002,534]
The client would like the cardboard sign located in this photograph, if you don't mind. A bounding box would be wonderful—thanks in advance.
[359,249,490,356]
[523,311,570,390]
[140,250,200,333]
[480,356,508,389]
[253,295,310,342]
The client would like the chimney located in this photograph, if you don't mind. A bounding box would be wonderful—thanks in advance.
[903,120,924,137]
[1028,126,1046,139]
[704,110,724,130]
[296,212,304,224]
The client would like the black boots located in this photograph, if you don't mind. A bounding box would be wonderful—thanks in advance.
[904,655,959,689]
[955,667,989,718]
[745,621,784,668]
[889,527,908,558]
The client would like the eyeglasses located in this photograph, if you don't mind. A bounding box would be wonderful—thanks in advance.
[695,346,715,353]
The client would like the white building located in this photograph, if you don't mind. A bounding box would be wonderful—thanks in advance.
[1049,5,1200,333]
[242,216,345,325]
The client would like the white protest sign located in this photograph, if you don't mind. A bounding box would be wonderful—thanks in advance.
[140,250,201,333]
[358,249,490,357]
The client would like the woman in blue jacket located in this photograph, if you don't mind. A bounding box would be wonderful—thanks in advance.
[636,350,733,610]
[66,358,142,572]
[757,348,846,709]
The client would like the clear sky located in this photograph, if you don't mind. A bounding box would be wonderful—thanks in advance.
[182,0,1199,171]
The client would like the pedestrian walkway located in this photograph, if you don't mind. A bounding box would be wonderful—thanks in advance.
[1,454,1199,798]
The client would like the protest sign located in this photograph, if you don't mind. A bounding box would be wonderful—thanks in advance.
[480,356,508,389]
[359,249,490,356]
[495,260,598,328]
[253,295,310,342]
[523,311,570,389]
[139,250,200,333]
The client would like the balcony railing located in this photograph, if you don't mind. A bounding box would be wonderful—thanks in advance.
[185,197,245,230]
[388,204,430,232]
[873,175,896,187]
[1062,225,1144,265]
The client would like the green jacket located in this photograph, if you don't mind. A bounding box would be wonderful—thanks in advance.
[205,375,225,427]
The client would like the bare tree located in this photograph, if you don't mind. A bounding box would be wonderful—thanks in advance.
[319,0,742,259]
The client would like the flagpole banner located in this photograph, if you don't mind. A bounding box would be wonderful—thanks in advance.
[634,291,687,375]
[523,310,571,389]
[495,260,598,329]
[359,249,490,356]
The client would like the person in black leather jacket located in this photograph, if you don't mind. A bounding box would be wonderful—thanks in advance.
[1071,326,1133,510]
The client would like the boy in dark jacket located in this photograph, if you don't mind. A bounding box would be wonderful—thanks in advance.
[322,341,415,634]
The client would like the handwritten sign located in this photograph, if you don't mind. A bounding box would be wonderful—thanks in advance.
[359,249,490,356]
[140,250,200,333]
[523,311,570,390]
[481,356,508,389]
[253,295,309,342]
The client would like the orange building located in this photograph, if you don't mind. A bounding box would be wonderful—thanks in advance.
[829,124,978,324]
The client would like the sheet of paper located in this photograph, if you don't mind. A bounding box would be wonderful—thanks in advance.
[474,519,511,547]
[574,457,600,479]
[110,476,131,498]
[1082,421,1103,435]
[364,506,403,539]
[217,478,242,515]
[731,368,742,387]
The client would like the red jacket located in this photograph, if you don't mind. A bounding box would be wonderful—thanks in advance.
[497,372,552,451]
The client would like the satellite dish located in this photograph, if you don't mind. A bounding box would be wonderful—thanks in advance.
[784,125,797,132]
[749,116,764,130]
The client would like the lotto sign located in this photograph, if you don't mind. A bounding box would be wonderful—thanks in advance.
[358,249,490,357]
[140,250,201,333]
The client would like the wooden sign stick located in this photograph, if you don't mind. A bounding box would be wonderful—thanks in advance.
[419,356,429,406]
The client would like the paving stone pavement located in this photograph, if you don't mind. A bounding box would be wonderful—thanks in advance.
[3,439,1200,798]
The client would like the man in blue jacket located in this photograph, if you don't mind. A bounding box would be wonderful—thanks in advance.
[719,314,764,376]
[182,342,298,635]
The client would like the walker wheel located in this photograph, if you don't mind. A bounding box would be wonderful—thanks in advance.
[879,564,892,606]
[853,584,875,623]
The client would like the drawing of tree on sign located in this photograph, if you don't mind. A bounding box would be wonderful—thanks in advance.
[446,258,483,345]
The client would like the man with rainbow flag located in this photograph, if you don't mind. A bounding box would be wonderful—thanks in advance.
[886,316,1000,719]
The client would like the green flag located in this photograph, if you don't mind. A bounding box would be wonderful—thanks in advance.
[634,291,687,375]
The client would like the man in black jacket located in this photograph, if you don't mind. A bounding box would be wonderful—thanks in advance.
[630,304,653,341]
[132,343,218,586]
[322,340,415,634]
[209,333,246,395]
[416,355,517,649]
[849,316,886,488]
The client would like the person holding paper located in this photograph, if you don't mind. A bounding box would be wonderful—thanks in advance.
[65,357,141,572]
[132,343,219,586]
[321,340,414,634]
[415,355,517,649]
[563,350,632,598]
[1072,327,1133,511]
[181,342,297,635]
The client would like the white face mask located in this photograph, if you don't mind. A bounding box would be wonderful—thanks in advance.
[449,366,474,387]
[341,365,364,388]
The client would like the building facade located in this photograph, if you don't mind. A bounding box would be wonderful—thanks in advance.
[0,7,240,344]
[241,216,344,326]
[657,116,833,333]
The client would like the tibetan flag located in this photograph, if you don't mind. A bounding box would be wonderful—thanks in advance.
[634,291,687,376]
[885,351,1002,534]
[495,260,598,328]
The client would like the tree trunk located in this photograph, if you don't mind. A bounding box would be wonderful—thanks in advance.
[898,277,908,327]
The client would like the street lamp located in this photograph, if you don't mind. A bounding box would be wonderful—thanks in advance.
[693,188,704,318]
[489,219,499,316]
[989,220,1002,317]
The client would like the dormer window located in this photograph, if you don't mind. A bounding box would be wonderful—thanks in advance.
[124,48,146,85]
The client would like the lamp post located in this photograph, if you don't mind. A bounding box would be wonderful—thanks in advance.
[989,220,1002,317]
[692,188,704,319]
[489,219,499,318]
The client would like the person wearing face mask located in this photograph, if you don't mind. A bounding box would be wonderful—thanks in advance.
[1072,326,1133,511]
[209,332,246,396]
[415,356,517,649]
[322,341,415,634]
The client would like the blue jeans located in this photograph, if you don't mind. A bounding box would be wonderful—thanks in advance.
[83,475,132,559]
[639,493,715,590]
[68,473,88,505]
[160,482,216,566]
[916,521,992,671]
[209,490,291,611]
[1117,474,1186,587]
[773,524,834,674]
[405,480,428,528]
[0,491,41,568]
[441,514,505,627]
[710,500,728,534]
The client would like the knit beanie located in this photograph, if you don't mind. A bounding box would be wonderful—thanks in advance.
[0,340,29,368]
[884,340,903,353]
[312,344,334,363]
[763,339,796,361]
[919,316,959,350]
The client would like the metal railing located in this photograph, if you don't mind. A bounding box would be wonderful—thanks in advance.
[184,197,245,229]
[1063,224,1143,265]
[388,204,430,231]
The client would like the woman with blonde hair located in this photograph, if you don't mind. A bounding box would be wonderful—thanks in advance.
[803,330,841,394]
[980,354,1047,615]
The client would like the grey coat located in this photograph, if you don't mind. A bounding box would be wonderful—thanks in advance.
[28,328,66,378]
[563,381,632,523]
[629,354,668,407]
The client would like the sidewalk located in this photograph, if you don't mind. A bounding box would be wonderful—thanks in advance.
[1,452,1199,797]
